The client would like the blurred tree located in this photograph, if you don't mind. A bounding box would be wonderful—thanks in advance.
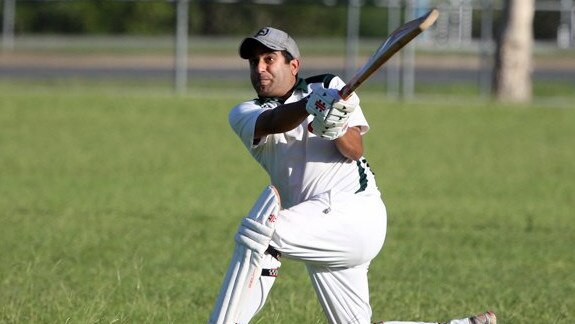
[493,0,534,103]
[7,0,562,41]
[197,2,219,35]
[4,2,368,36]
[17,1,174,34]
[124,3,173,34]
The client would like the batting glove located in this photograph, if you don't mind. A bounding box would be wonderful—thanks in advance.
[305,87,359,140]
[305,88,359,119]
[309,114,350,140]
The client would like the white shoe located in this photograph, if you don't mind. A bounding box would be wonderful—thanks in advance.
[443,311,496,324]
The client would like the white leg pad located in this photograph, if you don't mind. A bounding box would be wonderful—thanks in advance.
[237,252,281,323]
[209,186,280,324]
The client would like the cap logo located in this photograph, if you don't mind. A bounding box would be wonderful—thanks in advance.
[255,28,270,37]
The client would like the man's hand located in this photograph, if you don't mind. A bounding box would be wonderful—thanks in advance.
[305,88,359,140]
[309,113,349,139]
[305,88,358,119]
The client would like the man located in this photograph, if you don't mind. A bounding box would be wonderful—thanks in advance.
[209,27,496,324]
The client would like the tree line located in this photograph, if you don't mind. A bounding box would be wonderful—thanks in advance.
[10,2,370,36]
[5,1,561,40]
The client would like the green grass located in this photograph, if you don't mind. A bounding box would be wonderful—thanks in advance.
[412,80,575,100]
[0,83,574,323]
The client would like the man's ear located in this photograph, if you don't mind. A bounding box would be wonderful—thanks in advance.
[290,59,300,76]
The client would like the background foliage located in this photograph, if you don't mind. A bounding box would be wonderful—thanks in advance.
[4,1,562,39]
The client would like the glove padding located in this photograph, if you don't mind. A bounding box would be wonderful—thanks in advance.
[305,88,359,140]
[308,110,351,140]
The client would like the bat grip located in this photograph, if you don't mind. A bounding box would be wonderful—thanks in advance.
[338,85,353,100]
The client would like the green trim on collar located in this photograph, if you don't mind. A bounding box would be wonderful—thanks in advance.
[293,77,309,93]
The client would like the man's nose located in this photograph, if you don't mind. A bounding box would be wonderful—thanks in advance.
[257,60,267,73]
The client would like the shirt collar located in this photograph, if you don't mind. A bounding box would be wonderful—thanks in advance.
[293,77,309,93]
[256,77,309,104]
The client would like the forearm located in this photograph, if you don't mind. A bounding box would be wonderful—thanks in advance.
[334,127,363,161]
[254,100,308,138]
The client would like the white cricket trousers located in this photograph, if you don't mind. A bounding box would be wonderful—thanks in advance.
[238,190,387,324]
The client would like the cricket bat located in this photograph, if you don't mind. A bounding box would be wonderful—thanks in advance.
[339,8,439,99]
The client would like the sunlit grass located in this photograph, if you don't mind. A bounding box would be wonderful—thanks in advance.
[0,83,573,322]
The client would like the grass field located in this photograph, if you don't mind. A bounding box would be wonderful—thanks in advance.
[0,82,574,323]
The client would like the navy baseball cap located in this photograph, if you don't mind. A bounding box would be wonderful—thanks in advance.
[239,27,300,59]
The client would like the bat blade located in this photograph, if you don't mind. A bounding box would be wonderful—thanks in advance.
[339,8,439,99]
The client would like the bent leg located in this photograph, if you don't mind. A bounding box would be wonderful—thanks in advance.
[272,191,387,268]
[306,261,373,324]
[269,192,386,323]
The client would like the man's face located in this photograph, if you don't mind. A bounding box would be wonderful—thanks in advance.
[248,46,299,98]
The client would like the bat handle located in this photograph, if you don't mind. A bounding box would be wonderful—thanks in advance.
[338,84,353,100]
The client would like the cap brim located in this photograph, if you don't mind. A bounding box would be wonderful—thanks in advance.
[239,37,283,59]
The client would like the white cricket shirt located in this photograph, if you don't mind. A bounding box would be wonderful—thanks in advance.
[229,75,379,208]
